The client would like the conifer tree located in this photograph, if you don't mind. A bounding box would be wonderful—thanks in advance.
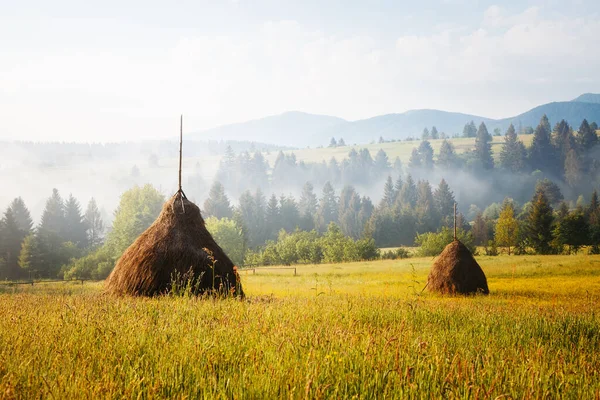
[431,126,439,140]
[576,119,598,152]
[84,198,104,248]
[422,128,430,140]
[418,140,434,170]
[499,124,527,173]
[203,181,233,219]
[564,149,583,188]
[265,194,280,240]
[527,188,554,254]
[279,195,300,233]
[408,148,421,169]
[39,188,66,237]
[475,122,494,170]
[397,174,417,208]
[380,176,396,209]
[437,139,459,169]
[552,120,574,165]
[0,208,23,279]
[463,121,477,138]
[298,182,318,231]
[433,179,455,224]
[316,182,338,232]
[528,115,556,174]
[415,180,437,232]
[64,194,88,248]
[373,149,390,174]
[9,197,33,234]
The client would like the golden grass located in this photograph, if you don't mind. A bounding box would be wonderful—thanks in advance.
[1,254,599,398]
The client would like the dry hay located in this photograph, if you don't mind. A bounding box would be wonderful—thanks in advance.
[105,192,242,297]
[427,240,489,295]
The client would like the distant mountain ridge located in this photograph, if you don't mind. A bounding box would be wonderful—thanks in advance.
[189,94,600,147]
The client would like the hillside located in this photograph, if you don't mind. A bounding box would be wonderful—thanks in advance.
[188,111,348,147]
[189,94,600,148]
[571,93,600,104]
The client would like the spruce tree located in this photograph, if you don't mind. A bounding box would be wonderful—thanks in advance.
[552,120,574,165]
[380,176,396,209]
[84,198,104,248]
[39,188,66,236]
[0,208,24,279]
[408,148,421,169]
[472,213,488,246]
[433,179,455,224]
[475,122,494,170]
[422,128,430,140]
[418,140,434,170]
[9,197,33,234]
[265,194,280,240]
[397,174,417,208]
[564,149,583,188]
[528,115,556,173]
[373,149,390,175]
[64,194,88,248]
[415,180,437,233]
[298,182,318,231]
[431,126,439,139]
[576,119,598,152]
[279,195,300,233]
[203,181,233,219]
[527,188,554,254]
[437,140,458,169]
[499,124,527,173]
[316,182,338,232]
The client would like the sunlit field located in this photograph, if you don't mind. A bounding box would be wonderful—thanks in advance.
[1,254,599,398]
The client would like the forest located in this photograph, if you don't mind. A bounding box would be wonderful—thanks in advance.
[0,114,599,280]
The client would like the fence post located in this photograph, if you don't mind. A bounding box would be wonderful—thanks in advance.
[294,268,297,276]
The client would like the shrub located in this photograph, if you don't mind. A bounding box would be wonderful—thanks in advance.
[415,227,476,257]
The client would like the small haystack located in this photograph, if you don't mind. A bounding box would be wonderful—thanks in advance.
[106,115,242,297]
[105,192,242,296]
[427,240,489,295]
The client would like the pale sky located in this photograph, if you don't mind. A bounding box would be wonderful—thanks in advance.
[1,0,599,142]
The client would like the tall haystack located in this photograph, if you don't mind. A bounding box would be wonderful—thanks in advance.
[427,240,489,295]
[106,115,242,297]
[105,192,242,296]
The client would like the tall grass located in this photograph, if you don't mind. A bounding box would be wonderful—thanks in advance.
[1,255,599,398]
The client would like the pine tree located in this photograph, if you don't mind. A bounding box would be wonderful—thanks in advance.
[552,120,574,166]
[316,182,338,232]
[329,137,338,148]
[437,139,459,168]
[339,187,362,239]
[203,181,233,219]
[373,149,390,175]
[380,176,396,209]
[553,210,588,254]
[408,148,421,169]
[418,140,434,170]
[564,149,583,188]
[463,121,477,138]
[576,119,598,152]
[431,126,439,140]
[39,188,66,236]
[415,180,437,233]
[495,200,519,255]
[475,122,494,170]
[265,194,280,240]
[393,176,403,198]
[392,157,403,177]
[528,115,556,173]
[397,174,417,208]
[9,197,33,234]
[279,195,300,233]
[422,128,430,140]
[527,188,554,254]
[338,138,346,146]
[499,124,527,173]
[84,198,104,248]
[535,179,564,206]
[298,182,318,231]
[433,179,455,224]
[64,194,88,248]
[0,208,24,279]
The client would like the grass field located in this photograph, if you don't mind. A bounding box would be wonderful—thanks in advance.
[1,254,599,398]
[262,135,536,166]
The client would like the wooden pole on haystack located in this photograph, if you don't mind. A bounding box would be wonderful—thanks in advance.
[453,202,457,241]
[179,114,183,193]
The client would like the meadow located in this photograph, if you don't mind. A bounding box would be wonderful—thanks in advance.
[1,254,599,399]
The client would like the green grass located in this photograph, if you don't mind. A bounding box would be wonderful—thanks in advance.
[262,135,535,166]
[1,254,599,398]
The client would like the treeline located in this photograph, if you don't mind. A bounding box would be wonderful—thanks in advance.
[211,115,599,208]
[0,191,103,280]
